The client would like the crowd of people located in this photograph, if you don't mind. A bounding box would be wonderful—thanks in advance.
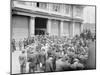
[11,29,96,73]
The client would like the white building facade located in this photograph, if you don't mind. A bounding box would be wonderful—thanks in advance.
[11,0,84,41]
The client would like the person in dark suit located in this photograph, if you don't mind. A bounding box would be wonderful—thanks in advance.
[19,40,22,51]
[31,37,35,43]
[23,38,27,49]
[39,48,46,71]
[52,55,56,71]
[11,39,16,52]
[70,58,84,70]
[29,52,38,73]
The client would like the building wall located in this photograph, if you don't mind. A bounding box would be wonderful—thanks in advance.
[74,22,81,36]
[63,21,70,37]
[69,23,73,37]
[12,15,29,41]
[83,23,95,34]
[73,6,83,18]
[12,1,84,38]
[12,1,83,19]
[50,20,60,36]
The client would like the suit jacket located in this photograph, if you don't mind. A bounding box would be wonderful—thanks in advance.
[19,54,26,65]
[29,52,39,68]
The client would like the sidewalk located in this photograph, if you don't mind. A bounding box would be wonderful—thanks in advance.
[12,50,21,74]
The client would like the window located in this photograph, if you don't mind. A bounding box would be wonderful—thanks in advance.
[65,5,70,14]
[36,2,47,9]
[31,2,36,7]
[25,2,32,6]
[76,7,82,17]
[52,4,60,12]
[39,3,47,9]
[17,1,26,5]
[37,2,40,7]
[16,1,32,6]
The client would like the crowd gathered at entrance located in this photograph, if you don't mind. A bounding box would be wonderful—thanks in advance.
[11,29,96,73]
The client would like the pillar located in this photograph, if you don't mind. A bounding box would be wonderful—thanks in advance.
[72,22,75,37]
[47,19,52,35]
[70,22,75,37]
[81,23,83,32]
[60,20,64,36]
[30,17,35,37]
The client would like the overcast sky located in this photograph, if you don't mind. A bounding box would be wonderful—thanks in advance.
[83,6,95,23]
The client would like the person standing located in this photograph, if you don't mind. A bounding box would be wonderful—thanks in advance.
[45,56,54,72]
[39,49,46,71]
[19,40,22,51]
[23,38,27,49]
[11,39,16,52]
[19,51,27,73]
[71,58,84,70]
[29,52,39,73]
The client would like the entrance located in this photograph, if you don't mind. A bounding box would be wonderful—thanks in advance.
[35,17,47,35]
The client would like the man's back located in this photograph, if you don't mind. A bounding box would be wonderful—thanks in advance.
[19,54,26,65]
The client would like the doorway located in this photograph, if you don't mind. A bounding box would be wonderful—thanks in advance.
[35,17,47,35]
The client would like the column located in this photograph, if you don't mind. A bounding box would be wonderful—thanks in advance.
[32,2,36,7]
[47,3,52,12]
[30,17,35,37]
[47,19,52,35]
[81,23,83,32]
[60,20,64,36]
[72,22,75,37]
